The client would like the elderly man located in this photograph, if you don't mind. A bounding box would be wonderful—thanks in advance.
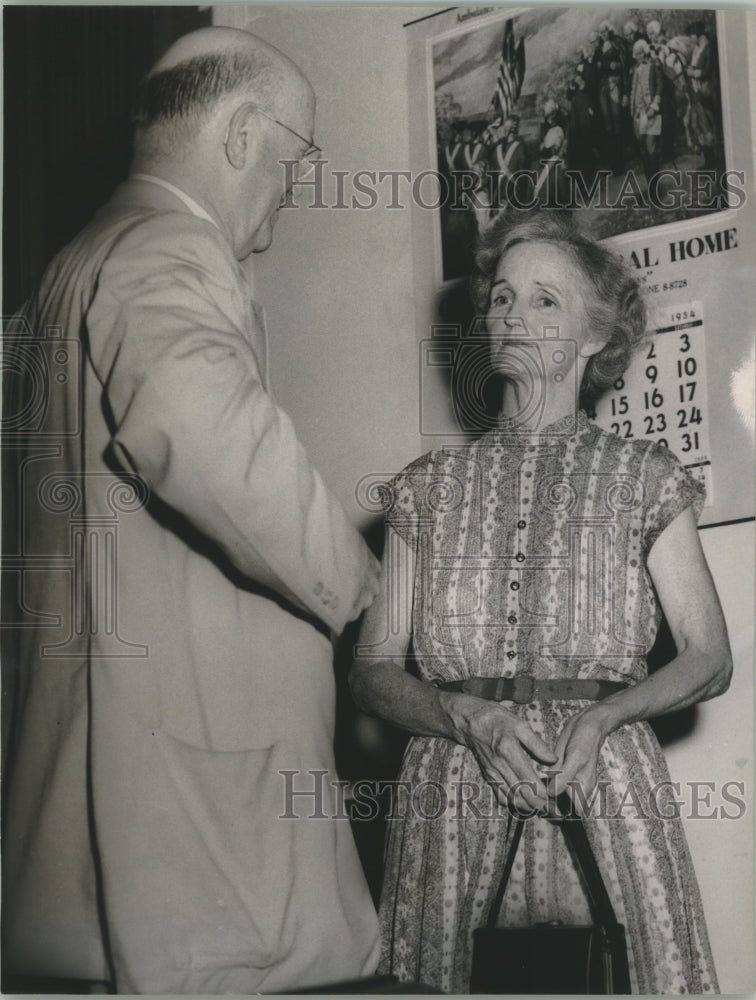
[2,26,380,995]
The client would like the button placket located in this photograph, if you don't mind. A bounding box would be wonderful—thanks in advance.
[508,450,535,671]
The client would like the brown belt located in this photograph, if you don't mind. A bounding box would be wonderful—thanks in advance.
[435,676,628,704]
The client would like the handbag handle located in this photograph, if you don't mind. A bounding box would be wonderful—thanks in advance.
[486,791,620,930]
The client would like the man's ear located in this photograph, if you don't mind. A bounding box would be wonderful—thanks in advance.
[578,336,607,359]
[224,102,259,170]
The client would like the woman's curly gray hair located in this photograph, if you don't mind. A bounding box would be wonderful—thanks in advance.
[470,211,647,408]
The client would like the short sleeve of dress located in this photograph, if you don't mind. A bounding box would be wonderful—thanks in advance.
[643,444,706,557]
[384,454,434,549]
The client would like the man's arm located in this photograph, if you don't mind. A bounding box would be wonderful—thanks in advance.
[89,215,379,633]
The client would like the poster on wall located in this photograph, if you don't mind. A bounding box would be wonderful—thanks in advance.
[432,7,729,283]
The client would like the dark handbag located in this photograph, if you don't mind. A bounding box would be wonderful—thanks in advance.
[470,793,631,995]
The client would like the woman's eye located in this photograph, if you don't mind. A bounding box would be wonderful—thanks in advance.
[537,294,557,308]
[491,292,511,307]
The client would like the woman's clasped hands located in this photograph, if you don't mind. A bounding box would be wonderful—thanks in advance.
[444,692,611,815]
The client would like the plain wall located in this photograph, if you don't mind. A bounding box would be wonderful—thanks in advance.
[682,520,754,995]
[213,5,754,992]
[215,4,428,528]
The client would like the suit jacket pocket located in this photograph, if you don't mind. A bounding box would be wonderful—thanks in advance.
[155,730,297,974]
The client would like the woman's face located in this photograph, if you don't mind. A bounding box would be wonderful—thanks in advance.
[486,241,602,380]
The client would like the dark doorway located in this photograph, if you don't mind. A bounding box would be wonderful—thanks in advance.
[3,5,212,312]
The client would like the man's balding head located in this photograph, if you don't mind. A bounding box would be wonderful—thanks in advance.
[132,27,313,162]
[129,27,317,260]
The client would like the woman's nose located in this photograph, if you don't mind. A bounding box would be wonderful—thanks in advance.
[488,313,527,341]
[503,313,526,332]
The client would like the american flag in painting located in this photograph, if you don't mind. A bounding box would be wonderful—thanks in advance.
[492,20,525,119]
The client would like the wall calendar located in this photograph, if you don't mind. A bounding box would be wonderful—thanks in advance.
[593,301,712,504]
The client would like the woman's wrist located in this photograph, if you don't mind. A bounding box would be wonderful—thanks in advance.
[583,699,627,739]
[438,689,509,747]
[437,689,471,744]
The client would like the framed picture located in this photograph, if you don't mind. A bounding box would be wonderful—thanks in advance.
[431,7,730,283]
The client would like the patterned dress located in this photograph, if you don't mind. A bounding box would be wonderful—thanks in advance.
[377,411,718,994]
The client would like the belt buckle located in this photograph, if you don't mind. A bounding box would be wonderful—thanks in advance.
[512,675,535,704]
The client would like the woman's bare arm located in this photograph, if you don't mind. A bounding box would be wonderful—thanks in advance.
[551,505,732,798]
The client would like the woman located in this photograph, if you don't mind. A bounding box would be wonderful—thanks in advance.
[350,212,731,994]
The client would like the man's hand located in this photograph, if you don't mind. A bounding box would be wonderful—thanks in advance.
[443,693,557,813]
[548,706,611,808]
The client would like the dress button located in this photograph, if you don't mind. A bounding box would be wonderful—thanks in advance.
[510,581,520,591]
[508,614,518,624]
[507,650,516,659]
[515,552,525,562]
[517,520,527,529]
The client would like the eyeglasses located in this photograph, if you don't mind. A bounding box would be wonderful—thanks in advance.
[251,105,322,179]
